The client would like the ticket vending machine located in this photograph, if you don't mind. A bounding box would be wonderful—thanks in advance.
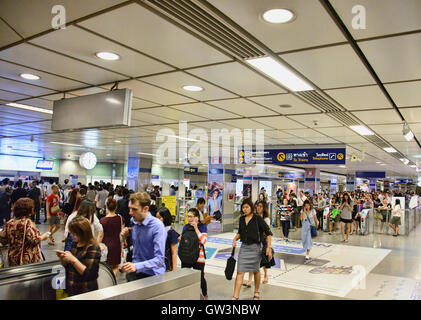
[323,207,330,232]
[360,209,370,235]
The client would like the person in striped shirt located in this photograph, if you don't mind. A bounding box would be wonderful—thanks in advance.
[181,208,208,300]
[278,198,293,242]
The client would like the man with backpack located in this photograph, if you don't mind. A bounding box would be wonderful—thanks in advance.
[120,192,166,282]
[178,208,208,300]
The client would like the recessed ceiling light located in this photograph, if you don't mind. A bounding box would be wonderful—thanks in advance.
[349,125,374,136]
[96,52,120,60]
[376,161,381,164]
[383,147,397,153]
[246,56,313,92]
[20,73,40,80]
[114,140,121,143]
[262,9,295,24]
[182,85,204,92]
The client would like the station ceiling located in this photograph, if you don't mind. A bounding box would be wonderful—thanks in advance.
[0,0,420,177]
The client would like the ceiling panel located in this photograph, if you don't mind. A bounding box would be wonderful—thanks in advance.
[351,109,402,125]
[69,87,108,96]
[141,71,236,101]
[208,98,278,117]
[0,43,127,85]
[408,123,421,134]
[305,137,340,144]
[172,103,239,120]
[331,0,421,40]
[219,119,274,131]
[0,60,85,91]
[290,129,327,139]
[0,89,30,102]
[326,85,392,110]
[132,109,178,125]
[0,0,128,39]
[315,127,357,137]
[248,93,320,114]
[288,114,342,128]
[140,107,207,122]
[251,116,306,129]
[0,77,55,96]
[103,80,194,105]
[337,135,369,144]
[79,3,231,68]
[359,34,421,83]
[0,18,22,47]
[17,98,53,110]
[208,0,346,53]
[370,124,406,135]
[280,44,375,89]
[386,81,421,107]
[30,25,173,78]
[132,98,160,109]
[188,62,287,96]
[399,107,421,123]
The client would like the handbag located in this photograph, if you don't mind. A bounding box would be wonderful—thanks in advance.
[256,218,275,267]
[51,204,60,215]
[306,212,318,238]
[19,219,28,265]
[224,247,236,280]
[374,210,383,221]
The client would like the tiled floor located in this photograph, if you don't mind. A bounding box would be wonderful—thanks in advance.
[36,215,421,300]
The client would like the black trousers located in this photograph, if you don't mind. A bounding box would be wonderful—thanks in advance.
[126,271,152,282]
[316,209,324,229]
[181,262,207,297]
[281,220,290,238]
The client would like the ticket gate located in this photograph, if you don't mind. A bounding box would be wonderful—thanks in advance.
[323,208,330,231]
[360,209,370,235]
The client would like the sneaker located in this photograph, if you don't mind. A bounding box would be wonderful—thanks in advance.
[328,232,332,235]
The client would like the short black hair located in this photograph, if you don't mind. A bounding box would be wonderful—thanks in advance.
[188,207,200,219]
[197,197,206,205]
[158,207,172,227]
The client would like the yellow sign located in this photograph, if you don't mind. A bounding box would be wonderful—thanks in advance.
[337,153,344,160]
[277,152,286,162]
[162,196,177,216]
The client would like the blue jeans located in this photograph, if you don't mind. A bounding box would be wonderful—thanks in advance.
[64,233,73,251]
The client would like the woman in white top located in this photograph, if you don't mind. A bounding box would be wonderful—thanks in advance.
[243,200,271,287]
[389,199,402,237]
[64,200,103,251]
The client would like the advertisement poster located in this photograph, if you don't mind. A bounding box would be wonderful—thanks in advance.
[208,161,224,233]
[162,195,177,217]
[259,180,272,196]
[235,179,244,197]
[194,190,206,207]
[287,181,297,195]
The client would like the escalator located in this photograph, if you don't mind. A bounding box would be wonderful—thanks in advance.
[0,259,117,300]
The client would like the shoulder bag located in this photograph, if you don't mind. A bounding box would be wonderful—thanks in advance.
[306,211,318,238]
[19,219,29,265]
[256,217,275,267]
[224,247,236,280]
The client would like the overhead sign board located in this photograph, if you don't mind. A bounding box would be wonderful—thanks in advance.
[239,148,346,165]
[36,160,54,170]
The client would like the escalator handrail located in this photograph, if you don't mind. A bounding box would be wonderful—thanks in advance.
[0,259,61,276]
[99,262,117,286]
[0,270,61,287]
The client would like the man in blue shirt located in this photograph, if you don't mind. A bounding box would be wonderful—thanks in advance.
[120,192,167,281]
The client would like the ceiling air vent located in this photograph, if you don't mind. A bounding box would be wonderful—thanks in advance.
[143,0,264,59]
[297,91,343,113]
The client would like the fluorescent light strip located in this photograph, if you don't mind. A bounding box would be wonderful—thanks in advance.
[246,57,313,92]
[50,142,84,147]
[349,125,374,136]
[168,135,199,142]
[6,102,53,114]
[137,152,156,156]
[383,147,397,153]
[404,130,414,141]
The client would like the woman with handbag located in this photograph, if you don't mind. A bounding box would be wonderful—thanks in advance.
[243,200,273,287]
[231,198,273,300]
[339,193,353,242]
[0,198,50,266]
[300,199,319,262]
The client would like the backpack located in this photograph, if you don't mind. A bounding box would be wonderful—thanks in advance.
[62,202,73,215]
[178,224,201,266]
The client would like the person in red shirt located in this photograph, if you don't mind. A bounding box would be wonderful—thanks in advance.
[46,185,61,245]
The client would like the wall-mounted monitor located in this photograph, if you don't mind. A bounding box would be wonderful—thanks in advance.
[36,160,54,170]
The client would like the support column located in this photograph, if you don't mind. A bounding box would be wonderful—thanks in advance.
[346,174,356,192]
[330,176,338,194]
[138,157,153,192]
[126,157,139,191]
[304,168,320,196]
[369,178,377,192]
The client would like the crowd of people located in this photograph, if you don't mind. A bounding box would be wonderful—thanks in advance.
[0,176,417,299]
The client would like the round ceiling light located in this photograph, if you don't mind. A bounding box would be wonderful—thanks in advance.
[262,9,295,24]
[182,85,204,92]
[20,73,40,80]
[95,52,120,60]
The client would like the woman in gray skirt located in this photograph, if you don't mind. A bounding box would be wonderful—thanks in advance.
[389,199,402,236]
[231,198,273,300]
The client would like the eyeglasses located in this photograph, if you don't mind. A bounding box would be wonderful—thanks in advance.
[187,215,195,218]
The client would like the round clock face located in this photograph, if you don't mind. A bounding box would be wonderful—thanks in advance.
[79,152,97,170]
